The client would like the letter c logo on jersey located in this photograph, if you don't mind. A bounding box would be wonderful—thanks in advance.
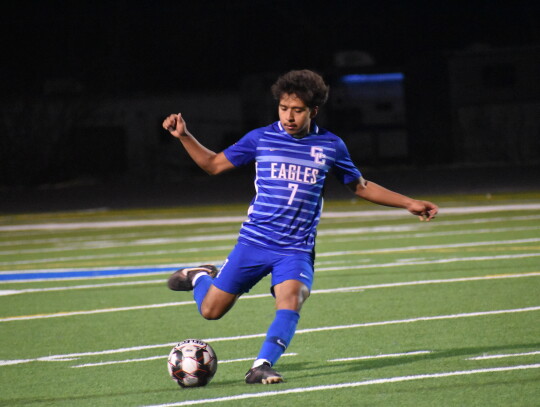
[310,147,326,165]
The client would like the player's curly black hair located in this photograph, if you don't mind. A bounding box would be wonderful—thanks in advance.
[271,69,329,108]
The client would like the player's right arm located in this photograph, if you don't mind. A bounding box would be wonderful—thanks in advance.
[162,113,235,175]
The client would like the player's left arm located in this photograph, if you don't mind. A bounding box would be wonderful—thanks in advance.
[347,177,438,221]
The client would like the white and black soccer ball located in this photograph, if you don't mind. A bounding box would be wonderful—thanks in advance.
[167,339,218,388]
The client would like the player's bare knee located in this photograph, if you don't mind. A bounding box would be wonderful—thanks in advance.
[274,280,310,311]
[200,310,222,320]
[199,301,229,320]
[200,305,222,320]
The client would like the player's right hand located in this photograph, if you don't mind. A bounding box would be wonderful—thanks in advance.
[162,113,187,139]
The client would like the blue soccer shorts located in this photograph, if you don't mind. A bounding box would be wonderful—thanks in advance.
[212,242,314,295]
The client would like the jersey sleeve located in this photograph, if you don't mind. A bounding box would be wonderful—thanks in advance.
[332,137,362,184]
[222,129,260,167]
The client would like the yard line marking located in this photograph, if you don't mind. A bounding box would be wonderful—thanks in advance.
[1,306,539,366]
[0,279,166,295]
[0,300,197,322]
[321,225,540,244]
[467,350,540,360]
[328,350,432,362]
[317,237,540,257]
[312,272,540,294]
[316,252,540,271]
[0,241,234,256]
[318,220,540,238]
[322,204,540,219]
[0,343,182,366]
[0,247,230,267]
[415,214,540,227]
[2,203,539,231]
[0,216,247,231]
[140,364,540,407]
[1,271,538,298]
[0,225,238,246]
[71,353,298,368]
[293,306,540,335]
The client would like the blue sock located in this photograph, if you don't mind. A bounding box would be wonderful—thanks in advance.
[193,274,213,314]
[257,309,300,366]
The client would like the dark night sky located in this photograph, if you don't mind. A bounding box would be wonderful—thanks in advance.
[2,0,539,95]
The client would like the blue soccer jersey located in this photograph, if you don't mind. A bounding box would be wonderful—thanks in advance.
[223,121,361,254]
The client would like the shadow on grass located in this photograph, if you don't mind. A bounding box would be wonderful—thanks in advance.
[281,341,540,380]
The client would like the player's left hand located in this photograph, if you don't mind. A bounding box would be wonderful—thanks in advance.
[407,200,438,221]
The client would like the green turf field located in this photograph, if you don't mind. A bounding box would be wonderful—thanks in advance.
[1,192,539,406]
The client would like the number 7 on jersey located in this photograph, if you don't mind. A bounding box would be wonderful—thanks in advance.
[287,183,299,205]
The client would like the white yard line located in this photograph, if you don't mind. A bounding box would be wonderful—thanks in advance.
[139,364,540,407]
[323,225,540,244]
[317,237,540,257]
[71,353,298,369]
[0,279,166,295]
[1,306,539,367]
[0,216,247,231]
[467,351,540,360]
[311,272,540,293]
[0,226,238,247]
[316,253,540,272]
[2,203,539,231]
[0,300,197,322]
[0,247,230,267]
[0,237,236,255]
[1,270,538,299]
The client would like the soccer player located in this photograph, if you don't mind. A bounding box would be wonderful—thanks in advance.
[162,69,438,384]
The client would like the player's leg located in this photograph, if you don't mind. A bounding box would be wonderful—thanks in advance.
[274,278,311,311]
[168,264,234,318]
[246,280,309,384]
[246,252,314,384]
[198,284,238,320]
[197,243,271,320]
[168,243,268,320]
[168,266,239,320]
[245,280,309,384]
[167,264,218,291]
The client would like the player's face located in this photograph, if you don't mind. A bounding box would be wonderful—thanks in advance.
[278,93,318,138]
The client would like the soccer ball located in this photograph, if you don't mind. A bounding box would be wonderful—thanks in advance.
[167,339,218,387]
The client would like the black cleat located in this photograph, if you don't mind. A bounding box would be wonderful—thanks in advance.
[245,362,283,384]
[167,264,218,291]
